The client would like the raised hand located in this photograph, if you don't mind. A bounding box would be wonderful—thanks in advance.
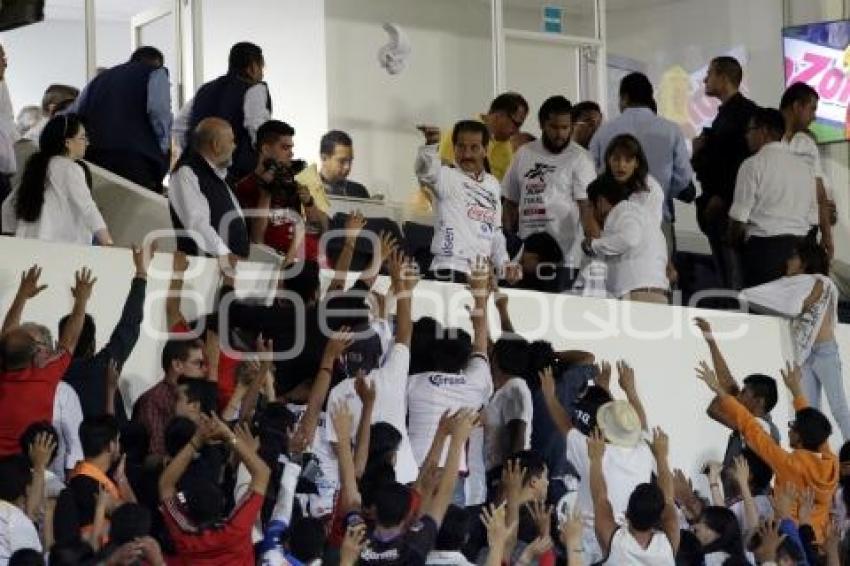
[344,211,367,238]
[132,242,157,277]
[28,432,57,470]
[695,360,723,395]
[468,256,492,296]
[672,469,694,503]
[287,424,310,458]
[378,231,399,265]
[339,523,368,566]
[752,518,784,563]
[587,427,606,461]
[502,458,527,502]
[539,366,556,399]
[559,505,584,550]
[649,427,669,460]
[416,124,442,145]
[527,500,552,538]
[518,535,553,563]
[617,360,636,395]
[172,250,190,273]
[71,267,97,304]
[770,483,797,520]
[17,265,47,299]
[731,455,750,490]
[595,360,612,392]
[480,503,517,549]
[780,361,803,397]
[354,370,376,407]
[324,326,354,361]
[450,408,478,442]
[233,421,260,452]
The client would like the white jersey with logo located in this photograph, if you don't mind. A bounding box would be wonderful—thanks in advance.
[407,356,493,472]
[285,402,338,518]
[415,145,509,274]
[501,140,596,267]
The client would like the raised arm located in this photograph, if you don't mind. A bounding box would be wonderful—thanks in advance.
[300,329,353,446]
[468,257,492,357]
[650,427,680,554]
[617,361,647,431]
[493,281,515,333]
[422,409,477,524]
[694,318,739,395]
[731,455,759,536]
[388,249,417,347]
[216,416,270,495]
[413,410,451,501]
[588,429,617,556]
[539,366,572,435]
[353,372,376,478]
[159,415,214,501]
[328,211,367,292]
[414,125,442,191]
[58,268,97,354]
[165,252,190,330]
[1,266,48,335]
[100,246,150,364]
[237,338,274,426]
[331,401,361,513]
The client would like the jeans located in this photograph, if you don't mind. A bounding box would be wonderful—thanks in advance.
[801,339,850,441]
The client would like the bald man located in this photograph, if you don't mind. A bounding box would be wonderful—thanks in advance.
[168,117,250,258]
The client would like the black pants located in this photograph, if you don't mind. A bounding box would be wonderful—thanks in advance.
[742,234,802,288]
[86,148,166,193]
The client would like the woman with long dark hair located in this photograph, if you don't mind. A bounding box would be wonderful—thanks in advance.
[1,113,112,245]
[692,506,747,565]
[603,133,664,228]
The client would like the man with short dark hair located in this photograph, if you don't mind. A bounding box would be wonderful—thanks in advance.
[780,81,834,258]
[416,121,516,281]
[692,56,759,290]
[53,414,135,543]
[168,117,250,259]
[73,46,171,192]
[0,455,42,560]
[317,129,369,198]
[420,92,528,182]
[175,42,271,182]
[590,72,693,255]
[503,95,596,280]
[571,100,602,149]
[728,107,816,287]
[131,337,207,458]
[698,361,837,540]
[236,120,328,260]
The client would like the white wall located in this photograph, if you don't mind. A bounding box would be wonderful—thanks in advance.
[200,0,328,169]
[2,17,130,113]
[325,0,493,201]
[5,236,850,476]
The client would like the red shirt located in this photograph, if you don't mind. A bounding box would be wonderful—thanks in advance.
[0,350,71,455]
[235,173,320,261]
[161,491,263,566]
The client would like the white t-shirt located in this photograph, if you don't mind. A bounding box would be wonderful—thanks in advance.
[407,356,493,472]
[590,200,668,298]
[786,131,832,199]
[628,175,665,230]
[502,140,596,267]
[283,402,337,518]
[603,527,674,565]
[325,344,418,484]
[2,156,107,244]
[566,428,656,563]
[483,377,533,471]
[52,381,84,480]
[415,145,509,274]
[0,500,42,564]
[728,142,817,238]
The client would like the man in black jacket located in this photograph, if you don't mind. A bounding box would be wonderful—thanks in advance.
[59,246,150,423]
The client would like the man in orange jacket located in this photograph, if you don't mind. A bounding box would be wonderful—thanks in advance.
[697,360,838,541]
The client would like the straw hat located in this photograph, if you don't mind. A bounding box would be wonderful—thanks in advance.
[596,400,642,448]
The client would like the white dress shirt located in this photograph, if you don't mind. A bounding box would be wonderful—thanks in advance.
[590,200,668,298]
[52,381,84,480]
[172,82,271,150]
[786,131,832,199]
[1,156,106,243]
[728,141,817,238]
[167,157,243,256]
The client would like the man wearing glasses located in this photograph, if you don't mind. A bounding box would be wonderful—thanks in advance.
[420,92,529,182]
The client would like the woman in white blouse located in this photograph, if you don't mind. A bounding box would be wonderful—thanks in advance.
[1,113,112,245]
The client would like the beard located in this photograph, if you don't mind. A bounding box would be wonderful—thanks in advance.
[542,134,569,154]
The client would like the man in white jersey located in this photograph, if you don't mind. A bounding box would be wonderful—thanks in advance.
[780,82,835,258]
[415,121,518,283]
[502,95,597,278]
[407,260,493,504]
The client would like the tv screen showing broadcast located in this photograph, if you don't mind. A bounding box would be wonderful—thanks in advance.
[783,20,850,144]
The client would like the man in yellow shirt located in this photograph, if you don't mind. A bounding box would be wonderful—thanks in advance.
[435,92,529,181]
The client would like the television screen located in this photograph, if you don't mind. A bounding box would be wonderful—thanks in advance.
[783,20,850,144]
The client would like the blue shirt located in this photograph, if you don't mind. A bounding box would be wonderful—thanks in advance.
[589,107,693,222]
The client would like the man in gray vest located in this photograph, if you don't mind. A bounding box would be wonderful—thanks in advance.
[73,46,171,193]
[168,117,249,260]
